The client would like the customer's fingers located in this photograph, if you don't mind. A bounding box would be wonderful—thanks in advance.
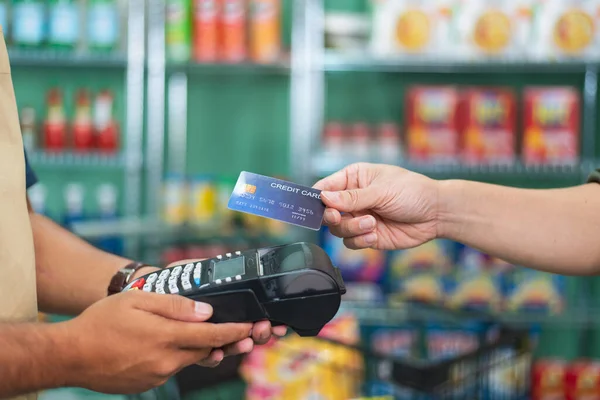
[321,188,380,214]
[323,208,342,225]
[313,168,351,192]
[328,214,376,239]
[343,233,378,250]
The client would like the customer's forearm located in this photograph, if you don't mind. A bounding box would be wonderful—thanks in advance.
[30,212,157,315]
[437,180,600,275]
[0,322,77,397]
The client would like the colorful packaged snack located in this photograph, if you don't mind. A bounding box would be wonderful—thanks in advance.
[241,315,364,400]
[452,0,533,59]
[425,322,482,361]
[532,0,600,61]
[459,87,517,165]
[405,86,460,164]
[370,0,455,57]
[320,226,388,284]
[523,86,580,166]
[387,240,453,305]
[504,267,566,314]
[532,359,567,400]
[362,325,419,400]
[446,244,505,312]
[566,360,600,400]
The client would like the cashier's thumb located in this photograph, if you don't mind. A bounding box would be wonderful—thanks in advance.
[135,292,214,322]
[321,188,380,213]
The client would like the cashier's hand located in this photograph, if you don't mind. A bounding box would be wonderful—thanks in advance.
[165,259,287,368]
[65,290,253,394]
[314,162,439,250]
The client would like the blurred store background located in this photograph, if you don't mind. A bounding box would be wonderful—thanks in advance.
[3,0,600,398]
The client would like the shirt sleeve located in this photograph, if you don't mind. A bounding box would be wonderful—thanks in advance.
[24,150,38,189]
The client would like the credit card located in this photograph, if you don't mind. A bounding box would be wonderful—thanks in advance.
[228,171,325,231]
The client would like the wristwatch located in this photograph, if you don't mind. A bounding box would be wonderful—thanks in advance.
[107,261,153,296]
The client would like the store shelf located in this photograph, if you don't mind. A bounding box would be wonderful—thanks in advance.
[71,216,298,244]
[166,59,290,75]
[28,151,126,169]
[312,153,595,181]
[8,48,127,69]
[323,52,599,74]
[338,301,594,328]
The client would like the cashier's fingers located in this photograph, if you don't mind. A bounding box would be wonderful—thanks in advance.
[176,322,252,350]
[251,320,269,344]
[327,214,377,239]
[223,337,254,357]
[343,232,379,250]
[195,348,225,368]
[272,326,287,336]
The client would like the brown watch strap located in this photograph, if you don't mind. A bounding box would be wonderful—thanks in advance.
[107,261,150,296]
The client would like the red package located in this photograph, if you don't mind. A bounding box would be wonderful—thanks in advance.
[193,0,218,62]
[566,360,600,400]
[43,88,67,151]
[219,0,246,62]
[523,87,580,166]
[459,87,516,165]
[532,359,567,400]
[405,86,460,164]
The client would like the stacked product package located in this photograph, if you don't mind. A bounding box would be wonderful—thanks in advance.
[369,0,600,62]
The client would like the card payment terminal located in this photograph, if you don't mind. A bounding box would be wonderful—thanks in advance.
[123,242,346,337]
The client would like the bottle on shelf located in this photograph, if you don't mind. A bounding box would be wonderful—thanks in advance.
[322,121,345,159]
[219,0,246,63]
[87,0,120,52]
[43,88,67,152]
[63,183,85,231]
[11,0,46,49]
[20,106,37,153]
[48,0,79,50]
[193,0,218,62]
[350,122,371,160]
[28,183,47,216]
[95,183,123,256]
[72,89,94,152]
[377,122,403,164]
[166,0,192,62]
[93,90,119,153]
[249,0,280,63]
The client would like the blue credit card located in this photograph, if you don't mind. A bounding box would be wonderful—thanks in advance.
[228,171,325,231]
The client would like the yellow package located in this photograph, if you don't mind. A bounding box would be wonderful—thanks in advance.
[188,175,217,225]
[162,174,188,226]
[453,0,533,59]
[241,315,364,400]
[370,0,455,57]
[531,0,600,60]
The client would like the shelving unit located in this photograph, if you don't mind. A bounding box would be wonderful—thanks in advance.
[12,0,147,258]
[27,150,126,169]
[286,0,600,365]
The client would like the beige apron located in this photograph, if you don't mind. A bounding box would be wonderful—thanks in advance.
[0,26,39,400]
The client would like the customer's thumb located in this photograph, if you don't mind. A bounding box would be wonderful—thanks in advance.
[321,188,379,213]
